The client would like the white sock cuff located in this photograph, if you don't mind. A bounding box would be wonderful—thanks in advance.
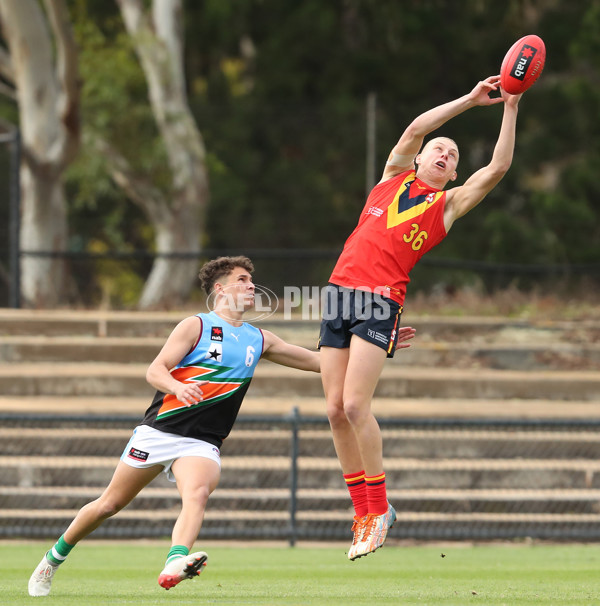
[51,547,67,562]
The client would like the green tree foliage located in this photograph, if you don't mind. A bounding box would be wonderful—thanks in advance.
[466,1,600,271]
[65,0,167,305]
[184,1,600,267]
[62,0,600,299]
[66,0,156,253]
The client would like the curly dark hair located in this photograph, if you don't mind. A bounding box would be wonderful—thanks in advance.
[198,256,254,295]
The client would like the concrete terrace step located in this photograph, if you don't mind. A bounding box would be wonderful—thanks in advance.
[4,455,600,490]
[3,508,600,541]
[1,308,600,342]
[4,486,600,515]
[0,335,165,364]
[2,335,600,371]
[4,484,600,501]
[1,395,600,419]
[0,362,599,400]
[0,363,156,398]
[4,426,600,460]
[391,342,600,371]
[11,508,600,524]
[0,309,185,338]
[4,507,600,525]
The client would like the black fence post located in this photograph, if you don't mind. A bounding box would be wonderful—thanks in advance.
[288,406,300,547]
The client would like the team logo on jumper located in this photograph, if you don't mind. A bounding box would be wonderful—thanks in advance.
[510,44,537,81]
[387,172,444,229]
[128,447,149,462]
[211,326,223,341]
[366,206,384,217]
[157,363,251,420]
[206,342,222,362]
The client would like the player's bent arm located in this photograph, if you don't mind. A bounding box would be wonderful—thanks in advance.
[261,330,320,373]
[146,316,207,405]
[382,76,503,182]
[444,98,520,230]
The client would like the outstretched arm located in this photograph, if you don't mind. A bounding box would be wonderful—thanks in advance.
[382,75,504,181]
[443,89,521,231]
[261,330,320,372]
[261,325,418,368]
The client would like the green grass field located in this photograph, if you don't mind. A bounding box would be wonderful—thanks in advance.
[4,541,600,605]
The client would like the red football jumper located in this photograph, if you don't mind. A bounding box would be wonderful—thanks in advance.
[329,169,448,305]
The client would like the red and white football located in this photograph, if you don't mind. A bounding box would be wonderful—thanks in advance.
[500,35,546,94]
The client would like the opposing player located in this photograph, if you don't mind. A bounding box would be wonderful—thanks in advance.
[28,256,326,596]
[319,75,521,560]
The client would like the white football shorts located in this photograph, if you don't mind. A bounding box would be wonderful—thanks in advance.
[120,424,221,482]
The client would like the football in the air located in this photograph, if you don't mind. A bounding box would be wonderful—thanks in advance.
[500,34,546,94]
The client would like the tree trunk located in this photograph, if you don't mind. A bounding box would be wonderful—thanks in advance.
[0,0,79,307]
[20,165,69,305]
[138,213,201,309]
[116,0,209,309]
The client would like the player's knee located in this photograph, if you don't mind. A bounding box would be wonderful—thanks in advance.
[184,484,211,508]
[343,399,369,427]
[326,400,347,428]
[94,499,124,519]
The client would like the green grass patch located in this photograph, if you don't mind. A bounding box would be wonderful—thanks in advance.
[5,542,600,605]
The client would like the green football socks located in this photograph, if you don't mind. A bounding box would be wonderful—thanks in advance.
[165,545,190,565]
[46,534,75,566]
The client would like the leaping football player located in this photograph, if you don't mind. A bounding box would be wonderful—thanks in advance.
[319,76,522,560]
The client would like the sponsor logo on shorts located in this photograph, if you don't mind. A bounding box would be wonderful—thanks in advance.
[212,447,221,458]
[367,328,389,345]
[211,327,223,341]
[128,447,149,462]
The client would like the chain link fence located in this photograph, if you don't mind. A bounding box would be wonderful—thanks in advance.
[3,411,600,544]
[14,249,600,310]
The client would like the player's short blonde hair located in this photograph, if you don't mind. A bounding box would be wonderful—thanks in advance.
[421,136,459,160]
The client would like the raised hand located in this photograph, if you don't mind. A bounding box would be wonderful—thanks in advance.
[468,75,504,106]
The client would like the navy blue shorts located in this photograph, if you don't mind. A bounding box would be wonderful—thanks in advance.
[318,284,402,358]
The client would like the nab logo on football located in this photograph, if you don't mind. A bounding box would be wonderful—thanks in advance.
[510,44,537,81]
[500,35,546,94]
